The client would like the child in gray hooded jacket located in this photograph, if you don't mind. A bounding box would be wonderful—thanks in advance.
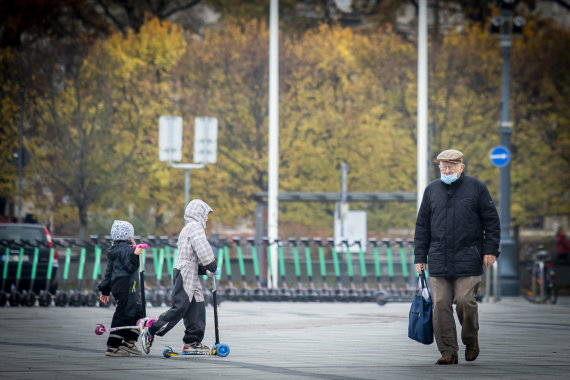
[140,199,217,354]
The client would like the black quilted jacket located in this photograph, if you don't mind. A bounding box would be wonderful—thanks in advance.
[98,240,139,295]
[414,174,501,277]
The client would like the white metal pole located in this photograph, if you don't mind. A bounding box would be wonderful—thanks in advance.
[417,0,428,214]
[167,162,204,225]
[267,0,279,289]
[185,169,190,223]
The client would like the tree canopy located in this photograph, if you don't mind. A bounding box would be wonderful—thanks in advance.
[1,3,569,238]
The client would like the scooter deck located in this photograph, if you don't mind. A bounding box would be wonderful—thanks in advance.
[163,343,230,358]
[162,345,211,358]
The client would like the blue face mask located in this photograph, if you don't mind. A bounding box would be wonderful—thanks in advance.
[441,173,458,185]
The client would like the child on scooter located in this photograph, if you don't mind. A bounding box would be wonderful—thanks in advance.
[139,199,217,355]
[99,220,144,357]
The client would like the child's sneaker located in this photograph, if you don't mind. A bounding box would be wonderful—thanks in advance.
[105,346,129,357]
[120,340,142,355]
[140,326,154,354]
[182,341,210,355]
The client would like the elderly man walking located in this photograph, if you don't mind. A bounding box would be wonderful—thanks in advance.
[414,149,500,365]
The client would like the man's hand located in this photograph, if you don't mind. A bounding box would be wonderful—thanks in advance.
[100,294,110,304]
[483,254,496,268]
[415,263,427,274]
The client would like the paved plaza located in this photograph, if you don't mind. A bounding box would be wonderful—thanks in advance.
[0,297,569,379]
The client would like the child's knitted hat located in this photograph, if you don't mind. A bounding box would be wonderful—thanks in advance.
[110,220,134,241]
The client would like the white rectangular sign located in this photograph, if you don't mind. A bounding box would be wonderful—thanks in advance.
[158,116,183,162]
[334,209,367,253]
[194,117,218,164]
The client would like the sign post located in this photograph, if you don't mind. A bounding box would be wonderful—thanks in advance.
[159,116,217,214]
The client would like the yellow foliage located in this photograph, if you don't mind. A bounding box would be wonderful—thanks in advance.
[2,17,568,236]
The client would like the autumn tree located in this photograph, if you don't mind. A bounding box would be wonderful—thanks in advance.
[2,12,569,238]
[166,21,421,233]
[0,49,21,218]
[26,18,186,237]
[509,18,570,225]
[168,20,272,226]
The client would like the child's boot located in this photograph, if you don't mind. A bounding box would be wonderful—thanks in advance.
[105,346,129,357]
[120,340,142,355]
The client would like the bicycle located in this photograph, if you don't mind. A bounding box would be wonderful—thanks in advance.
[522,245,558,304]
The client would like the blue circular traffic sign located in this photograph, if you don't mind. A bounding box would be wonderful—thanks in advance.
[489,146,510,167]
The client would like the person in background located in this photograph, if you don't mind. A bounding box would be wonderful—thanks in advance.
[555,226,570,263]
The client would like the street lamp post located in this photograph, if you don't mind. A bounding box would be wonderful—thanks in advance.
[490,0,524,296]
[17,88,24,223]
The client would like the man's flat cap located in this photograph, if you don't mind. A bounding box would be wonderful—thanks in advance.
[436,149,463,163]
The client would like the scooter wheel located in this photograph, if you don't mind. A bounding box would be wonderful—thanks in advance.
[375,290,388,306]
[376,297,387,306]
[9,292,21,307]
[334,289,349,302]
[39,292,52,307]
[280,289,292,302]
[150,293,163,307]
[225,288,237,301]
[214,343,230,357]
[95,324,106,335]
[54,293,68,307]
[24,293,37,307]
[85,293,97,307]
[253,288,266,301]
[163,349,173,358]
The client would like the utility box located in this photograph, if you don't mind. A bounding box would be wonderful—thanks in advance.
[334,209,367,253]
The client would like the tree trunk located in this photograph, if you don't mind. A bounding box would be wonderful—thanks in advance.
[78,205,88,240]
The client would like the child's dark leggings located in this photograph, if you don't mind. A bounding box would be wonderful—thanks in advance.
[107,276,143,347]
[150,268,206,344]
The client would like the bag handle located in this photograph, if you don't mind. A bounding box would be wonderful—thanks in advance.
[417,270,431,298]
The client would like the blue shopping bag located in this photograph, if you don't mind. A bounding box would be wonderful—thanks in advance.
[408,271,434,345]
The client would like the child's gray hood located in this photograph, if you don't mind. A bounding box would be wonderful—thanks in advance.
[184,199,213,228]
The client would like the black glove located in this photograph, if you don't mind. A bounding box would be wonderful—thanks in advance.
[203,259,217,274]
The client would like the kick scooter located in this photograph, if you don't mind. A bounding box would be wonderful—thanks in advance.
[162,270,230,358]
[94,244,151,334]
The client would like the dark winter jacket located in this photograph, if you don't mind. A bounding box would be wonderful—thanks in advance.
[98,240,139,296]
[414,174,500,277]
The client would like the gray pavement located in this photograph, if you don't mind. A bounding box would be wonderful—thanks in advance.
[0,297,569,380]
